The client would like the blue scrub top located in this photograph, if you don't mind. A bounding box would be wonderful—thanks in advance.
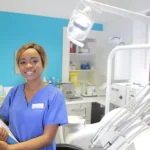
[0,84,68,150]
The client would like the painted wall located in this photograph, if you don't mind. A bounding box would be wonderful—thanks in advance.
[96,17,133,81]
[0,11,103,86]
[1,0,144,86]
[130,21,150,84]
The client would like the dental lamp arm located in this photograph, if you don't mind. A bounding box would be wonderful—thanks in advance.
[83,0,150,24]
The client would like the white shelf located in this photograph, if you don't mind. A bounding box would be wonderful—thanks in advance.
[70,69,95,72]
[70,53,96,56]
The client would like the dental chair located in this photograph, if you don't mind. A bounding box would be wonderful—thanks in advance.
[65,84,150,150]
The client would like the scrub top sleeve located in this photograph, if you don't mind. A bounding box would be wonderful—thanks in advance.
[0,89,13,122]
[44,91,68,126]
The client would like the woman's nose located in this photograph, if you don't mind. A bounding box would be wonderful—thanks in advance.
[26,63,33,68]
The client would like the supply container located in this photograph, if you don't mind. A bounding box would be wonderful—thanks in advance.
[70,72,79,87]
[81,85,97,97]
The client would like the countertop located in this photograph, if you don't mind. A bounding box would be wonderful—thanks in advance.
[65,95,105,105]
[0,95,106,106]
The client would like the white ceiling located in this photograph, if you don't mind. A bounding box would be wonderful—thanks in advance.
[97,0,150,12]
[0,0,150,23]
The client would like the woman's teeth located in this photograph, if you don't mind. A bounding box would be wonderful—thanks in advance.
[26,71,34,75]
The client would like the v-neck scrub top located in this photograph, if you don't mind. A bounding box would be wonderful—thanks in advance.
[0,84,68,150]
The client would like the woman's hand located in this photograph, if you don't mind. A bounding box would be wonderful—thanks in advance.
[0,127,8,141]
[0,141,9,150]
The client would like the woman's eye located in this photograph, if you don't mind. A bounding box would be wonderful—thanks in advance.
[19,61,26,65]
[32,60,38,63]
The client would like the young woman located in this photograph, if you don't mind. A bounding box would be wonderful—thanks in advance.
[0,42,68,150]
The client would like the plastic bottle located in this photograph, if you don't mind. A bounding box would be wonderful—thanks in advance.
[70,41,73,53]
[70,72,79,87]
[92,87,97,96]
[51,77,56,87]
[86,62,90,70]
[56,79,60,88]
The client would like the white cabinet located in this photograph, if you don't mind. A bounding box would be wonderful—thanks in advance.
[62,27,105,126]
[69,50,96,86]
[62,27,105,86]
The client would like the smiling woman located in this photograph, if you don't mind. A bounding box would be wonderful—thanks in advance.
[0,42,68,150]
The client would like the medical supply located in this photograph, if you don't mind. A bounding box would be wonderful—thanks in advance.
[70,61,77,70]
[81,85,97,97]
[70,72,79,87]
[86,62,90,69]
[70,41,73,53]
[51,77,56,87]
[72,64,76,70]
[56,79,61,88]
[80,63,86,70]
[80,61,91,70]
[62,83,76,99]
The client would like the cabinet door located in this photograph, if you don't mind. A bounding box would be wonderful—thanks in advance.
[67,104,86,118]
[62,27,105,84]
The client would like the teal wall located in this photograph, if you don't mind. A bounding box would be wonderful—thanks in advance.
[0,11,103,86]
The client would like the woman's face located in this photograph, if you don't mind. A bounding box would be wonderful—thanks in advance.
[18,48,44,81]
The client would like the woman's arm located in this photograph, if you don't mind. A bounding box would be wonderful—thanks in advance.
[1,118,9,126]
[9,124,58,150]
[0,118,9,141]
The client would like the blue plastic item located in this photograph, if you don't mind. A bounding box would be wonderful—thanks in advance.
[0,119,18,144]
[51,77,56,87]
[7,135,18,144]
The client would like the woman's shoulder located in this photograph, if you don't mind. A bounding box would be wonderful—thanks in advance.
[9,84,24,94]
[46,85,65,100]
[48,85,64,96]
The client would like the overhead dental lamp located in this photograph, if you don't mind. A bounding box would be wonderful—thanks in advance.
[67,0,150,47]
[67,0,150,114]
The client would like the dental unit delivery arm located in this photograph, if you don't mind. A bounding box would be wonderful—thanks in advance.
[89,83,150,150]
